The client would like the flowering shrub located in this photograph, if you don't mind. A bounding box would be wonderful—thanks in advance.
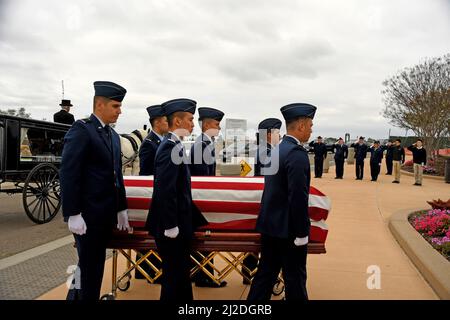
[422,165,437,174]
[410,209,450,259]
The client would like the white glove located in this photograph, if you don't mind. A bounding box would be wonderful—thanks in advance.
[117,210,131,232]
[164,226,179,238]
[68,214,87,235]
[294,236,309,247]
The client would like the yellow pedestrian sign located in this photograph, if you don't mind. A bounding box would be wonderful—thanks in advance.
[240,159,252,176]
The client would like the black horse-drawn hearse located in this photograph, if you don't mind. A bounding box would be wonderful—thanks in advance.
[0,114,71,223]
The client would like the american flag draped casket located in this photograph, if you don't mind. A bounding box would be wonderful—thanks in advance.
[124,176,330,244]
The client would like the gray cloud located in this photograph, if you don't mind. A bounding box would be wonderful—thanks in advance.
[218,39,335,81]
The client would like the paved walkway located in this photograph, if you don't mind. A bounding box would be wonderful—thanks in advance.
[5,159,449,300]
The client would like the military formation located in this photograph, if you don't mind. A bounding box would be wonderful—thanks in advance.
[59,80,426,302]
[308,136,426,185]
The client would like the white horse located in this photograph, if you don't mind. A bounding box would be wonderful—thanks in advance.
[119,129,149,175]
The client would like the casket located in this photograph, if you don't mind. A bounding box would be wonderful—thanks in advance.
[124,176,330,243]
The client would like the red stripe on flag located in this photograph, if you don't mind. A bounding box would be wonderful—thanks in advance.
[310,186,326,197]
[124,179,154,188]
[192,181,264,190]
[308,207,329,221]
[195,200,260,214]
[127,197,151,210]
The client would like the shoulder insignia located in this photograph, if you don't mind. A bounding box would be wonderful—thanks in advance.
[80,118,92,124]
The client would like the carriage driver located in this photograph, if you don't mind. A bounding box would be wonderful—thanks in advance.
[60,81,131,300]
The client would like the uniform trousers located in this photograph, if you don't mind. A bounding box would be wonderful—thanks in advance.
[247,234,308,301]
[66,226,112,300]
[155,236,193,302]
[335,158,345,178]
[314,157,324,177]
[355,159,365,179]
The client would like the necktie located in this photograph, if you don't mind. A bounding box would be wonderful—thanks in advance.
[105,125,120,187]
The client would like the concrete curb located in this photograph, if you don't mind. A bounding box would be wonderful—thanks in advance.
[400,169,445,181]
[389,208,450,300]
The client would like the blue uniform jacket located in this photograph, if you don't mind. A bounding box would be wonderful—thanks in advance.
[189,133,216,176]
[59,114,127,228]
[139,130,162,176]
[333,144,348,161]
[368,147,384,164]
[256,136,311,239]
[309,141,327,159]
[146,133,208,238]
[254,143,272,177]
[351,143,369,161]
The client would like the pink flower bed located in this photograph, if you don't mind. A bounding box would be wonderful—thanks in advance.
[410,209,450,260]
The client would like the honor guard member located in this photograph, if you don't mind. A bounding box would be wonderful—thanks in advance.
[248,103,316,301]
[139,105,168,176]
[333,138,348,179]
[309,136,327,178]
[351,137,369,180]
[60,81,131,300]
[368,141,383,181]
[190,107,224,176]
[54,99,75,125]
[189,107,227,288]
[135,105,168,281]
[254,118,282,177]
[146,98,208,301]
[243,117,282,285]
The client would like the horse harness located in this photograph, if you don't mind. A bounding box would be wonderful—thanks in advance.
[120,129,146,166]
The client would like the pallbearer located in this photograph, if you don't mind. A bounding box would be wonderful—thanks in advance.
[243,117,281,284]
[189,107,227,288]
[145,98,207,301]
[60,81,130,300]
[136,105,168,281]
[248,102,316,301]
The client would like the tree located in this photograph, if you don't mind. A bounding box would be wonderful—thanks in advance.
[0,107,31,118]
[382,54,450,162]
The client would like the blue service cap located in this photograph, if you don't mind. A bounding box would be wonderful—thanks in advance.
[146,105,165,119]
[258,118,282,130]
[198,107,224,122]
[280,103,317,121]
[93,81,127,102]
[161,98,196,116]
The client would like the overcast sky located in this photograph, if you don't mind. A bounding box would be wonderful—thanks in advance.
[0,0,449,139]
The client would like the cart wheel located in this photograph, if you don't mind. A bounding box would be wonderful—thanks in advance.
[272,279,285,296]
[23,163,61,224]
[100,294,115,300]
[117,278,131,292]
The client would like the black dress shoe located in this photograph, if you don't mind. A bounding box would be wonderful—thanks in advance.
[392,181,399,184]
[195,279,228,288]
[242,278,252,285]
